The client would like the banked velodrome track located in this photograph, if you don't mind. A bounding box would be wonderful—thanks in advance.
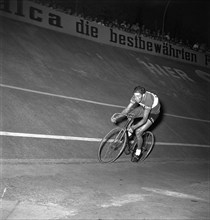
[0,16,210,162]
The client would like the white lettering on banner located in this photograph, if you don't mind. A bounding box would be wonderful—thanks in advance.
[137,60,195,83]
[195,70,210,83]
[0,0,209,69]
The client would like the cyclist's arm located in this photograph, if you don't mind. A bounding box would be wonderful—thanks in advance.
[132,107,151,130]
[121,102,137,115]
[111,102,136,124]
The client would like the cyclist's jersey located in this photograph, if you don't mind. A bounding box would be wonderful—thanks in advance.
[130,91,160,114]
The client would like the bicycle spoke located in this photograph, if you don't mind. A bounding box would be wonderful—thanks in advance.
[103,143,116,160]
[98,127,127,163]
[139,131,154,162]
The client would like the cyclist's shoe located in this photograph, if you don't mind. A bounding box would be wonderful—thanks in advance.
[131,149,141,162]
[131,154,140,162]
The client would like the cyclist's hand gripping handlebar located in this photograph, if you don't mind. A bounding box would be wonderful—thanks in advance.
[111,112,135,124]
[111,113,122,123]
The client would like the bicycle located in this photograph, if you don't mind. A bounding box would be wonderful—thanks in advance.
[98,113,155,163]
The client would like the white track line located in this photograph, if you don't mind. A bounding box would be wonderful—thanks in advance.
[0,131,209,148]
[0,84,123,108]
[164,113,210,123]
[142,187,207,202]
[156,142,210,148]
[0,83,210,123]
[0,131,101,142]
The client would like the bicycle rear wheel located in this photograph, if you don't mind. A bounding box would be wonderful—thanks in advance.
[139,131,155,161]
[98,127,127,163]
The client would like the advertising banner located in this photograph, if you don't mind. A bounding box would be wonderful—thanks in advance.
[1,0,209,69]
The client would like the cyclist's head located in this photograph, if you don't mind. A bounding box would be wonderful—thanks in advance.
[133,86,146,102]
[133,86,146,95]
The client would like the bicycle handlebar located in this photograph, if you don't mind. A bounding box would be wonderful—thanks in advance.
[111,112,135,120]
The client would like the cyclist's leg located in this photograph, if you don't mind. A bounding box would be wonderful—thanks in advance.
[135,119,153,152]
[135,112,159,150]
[131,120,153,162]
[132,113,159,161]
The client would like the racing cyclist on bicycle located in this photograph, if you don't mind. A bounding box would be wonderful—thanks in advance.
[111,86,161,162]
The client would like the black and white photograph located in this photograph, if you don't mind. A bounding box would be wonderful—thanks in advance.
[0,0,209,219]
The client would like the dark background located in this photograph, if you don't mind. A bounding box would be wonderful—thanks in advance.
[55,0,209,47]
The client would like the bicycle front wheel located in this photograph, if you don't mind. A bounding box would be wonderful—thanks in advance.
[98,127,127,163]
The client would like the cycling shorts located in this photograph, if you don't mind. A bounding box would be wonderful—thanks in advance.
[148,112,159,123]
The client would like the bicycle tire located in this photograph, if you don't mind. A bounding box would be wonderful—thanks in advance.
[98,127,127,163]
[139,131,155,161]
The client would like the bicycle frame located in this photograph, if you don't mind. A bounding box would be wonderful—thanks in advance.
[120,114,135,136]
[111,113,137,142]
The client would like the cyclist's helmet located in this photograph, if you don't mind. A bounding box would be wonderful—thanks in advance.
[133,86,146,94]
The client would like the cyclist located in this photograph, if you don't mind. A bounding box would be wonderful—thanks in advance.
[111,86,161,162]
